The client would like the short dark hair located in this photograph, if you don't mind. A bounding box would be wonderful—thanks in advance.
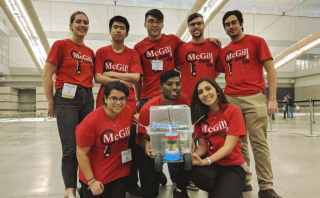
[102,81,129,105]
[160,70,180,85]
[188,13,203,25]
[191,78,228,123]
[145,9,164,22]
[109,16,130,33]
[222,10,244,32]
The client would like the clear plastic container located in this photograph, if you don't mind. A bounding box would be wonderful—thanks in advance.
[146,105,193,168]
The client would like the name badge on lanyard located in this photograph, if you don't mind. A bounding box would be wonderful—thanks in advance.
[62,83,77,99]
[121,148,132,164]
[152,60,163,71]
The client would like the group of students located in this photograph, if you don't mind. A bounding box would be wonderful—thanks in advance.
[43,7,282,198]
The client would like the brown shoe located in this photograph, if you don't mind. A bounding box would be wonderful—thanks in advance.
[242,184,252,192]
[258,189,283,198]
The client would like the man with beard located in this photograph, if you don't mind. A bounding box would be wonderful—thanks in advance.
[176,13,223,106]
[134,9,221,111]
[94,16,143,196]
[219,10,281,198]
[136,70,192,198]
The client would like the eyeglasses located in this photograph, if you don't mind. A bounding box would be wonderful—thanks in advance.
[147,19,163,25]
[189,21,204,27]
[108,97,127,103]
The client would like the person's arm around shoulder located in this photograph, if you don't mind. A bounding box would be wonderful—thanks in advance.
[77,146,104,195]
[263,59,277,115]
[43,62,58,117]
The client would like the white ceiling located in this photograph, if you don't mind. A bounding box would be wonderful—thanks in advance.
[1,0,320,76]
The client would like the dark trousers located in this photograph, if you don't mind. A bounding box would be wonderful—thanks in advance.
[54,88,94,189]
[139,98,152,112]
[191,164,246,198]
[127,125,139,187]
[283,111,286,118]
[137,145,191,198]
[80,177,127,198]
[139,98,179,184]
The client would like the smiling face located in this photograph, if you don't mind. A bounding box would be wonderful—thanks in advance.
[104,89,127,115]
[69,14,89,37]
[188,16,205,38]
[197,81,219,108]
[109,21,128,43]
[160,76,181,101]
[144,15,164,39]
[224,15,243,38]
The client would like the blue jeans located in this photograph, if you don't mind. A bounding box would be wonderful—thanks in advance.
[54,87,94,189]
[288,106,293,118]
[139,98,152,112]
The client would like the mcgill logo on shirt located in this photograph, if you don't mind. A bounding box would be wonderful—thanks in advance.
[70,50,94,75]
[104,59,129,73]
[186,51,214,76]
[224,48,249,76]
[202,120,228,133]
[100,127,130,158]
[144,46,173,61]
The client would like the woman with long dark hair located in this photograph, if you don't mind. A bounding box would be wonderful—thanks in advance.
[43,11,94,198]
[190,78,247,198]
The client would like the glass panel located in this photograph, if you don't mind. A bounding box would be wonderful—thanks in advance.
[296,60,301,70]
[2,49,8,59]
[305,61,309,69]
[3,57,8,66]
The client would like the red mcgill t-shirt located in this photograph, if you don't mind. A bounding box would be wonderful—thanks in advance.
[76,105,134,185]
[136,93,188,146]
[176,40,223,106]
[219,34,273,97]
[194,104,246,166]
[94,46,143,112]
[134,34,184,99]
[46,39,94,89]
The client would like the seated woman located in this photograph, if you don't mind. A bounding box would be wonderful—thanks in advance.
[190,78,247,198]
[76,81,134,198]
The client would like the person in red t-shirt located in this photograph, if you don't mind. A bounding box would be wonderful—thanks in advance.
[94,16,143,113]
[42,11,94,198]
[220,10,281,198]
[176,13,223,106]
[188,78,246,198]
[136,70,192,198]
[94,15,143,196]
[134,9,221,112]
[76,81,134,198]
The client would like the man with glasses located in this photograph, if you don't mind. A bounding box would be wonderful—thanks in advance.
[94,16,143,196]
[134,9,221,111]
[219,10,281,198]
[134,9,185,111]
[175,13,223,107]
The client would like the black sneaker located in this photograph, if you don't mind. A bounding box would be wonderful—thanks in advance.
[243,184,252,192]
[173,189,189,198]
[258,189,283,198]
[159,171,167,186]
[126,184,143,196]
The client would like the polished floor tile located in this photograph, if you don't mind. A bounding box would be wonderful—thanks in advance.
[0,115,319,198]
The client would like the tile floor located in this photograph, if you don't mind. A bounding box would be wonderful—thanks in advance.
[0,114,319,198]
